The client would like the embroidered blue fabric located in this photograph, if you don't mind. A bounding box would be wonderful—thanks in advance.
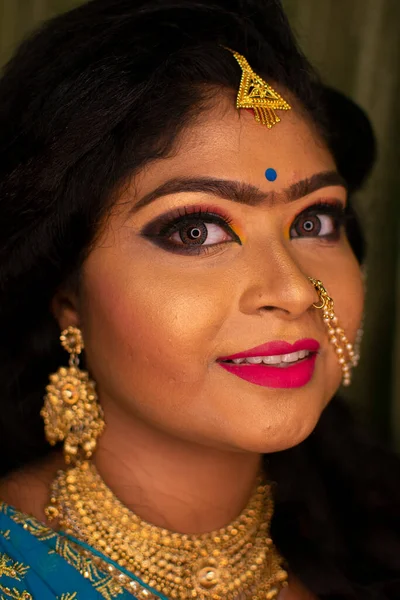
[0,502,166,600]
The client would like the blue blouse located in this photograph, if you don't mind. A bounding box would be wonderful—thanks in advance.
[0,502,167,600]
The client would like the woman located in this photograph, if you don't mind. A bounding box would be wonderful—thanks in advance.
[0,0,398,599]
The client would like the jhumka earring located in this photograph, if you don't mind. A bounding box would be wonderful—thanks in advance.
[41,326,105,464]
[308,278,359,387]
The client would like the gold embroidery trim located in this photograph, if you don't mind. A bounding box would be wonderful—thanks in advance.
[2,504,159,599]
[0,555,29,583]
[0,584,32,600]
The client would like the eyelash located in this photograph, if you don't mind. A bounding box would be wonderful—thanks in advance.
[290,201,346,241]
[141,205,238,256]
[141,201,347,256]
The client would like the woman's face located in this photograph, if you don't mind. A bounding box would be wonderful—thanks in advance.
[70,94,364,454]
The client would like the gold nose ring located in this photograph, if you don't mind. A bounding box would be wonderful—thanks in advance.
[308,277,358,387]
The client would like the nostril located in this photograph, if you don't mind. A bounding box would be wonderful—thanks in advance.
[258,305,286,314]
[259,305,291,313]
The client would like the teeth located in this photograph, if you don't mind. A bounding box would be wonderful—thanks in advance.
[246,356,263,364]
[262,355,282,365]
[228,351,310,365]
[281,351,300,363]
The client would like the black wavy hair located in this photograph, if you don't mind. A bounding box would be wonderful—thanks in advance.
[0,1,399,598]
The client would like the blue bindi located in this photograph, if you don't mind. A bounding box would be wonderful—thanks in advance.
[265,168,277,182]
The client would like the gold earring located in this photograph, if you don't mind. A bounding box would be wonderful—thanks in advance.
[308,278,359,387]
[41,326,105,464]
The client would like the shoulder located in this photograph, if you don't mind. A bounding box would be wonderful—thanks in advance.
[281,577,318,600]
[0,451,63,524]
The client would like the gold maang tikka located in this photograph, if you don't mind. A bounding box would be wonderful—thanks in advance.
[41,326,105,464]
[309,278,359,386]
[227,48,291,128]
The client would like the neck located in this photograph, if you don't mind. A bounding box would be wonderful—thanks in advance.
[93,405,262,534]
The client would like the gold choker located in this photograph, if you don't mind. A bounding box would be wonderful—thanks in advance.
[46,462,288,600]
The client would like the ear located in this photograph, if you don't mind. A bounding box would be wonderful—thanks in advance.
[51,287,81,332]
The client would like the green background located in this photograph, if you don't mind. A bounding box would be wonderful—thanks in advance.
[1,0,399,447]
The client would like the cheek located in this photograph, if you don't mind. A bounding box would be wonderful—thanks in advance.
[299,237,364,336]
[79,247,231,398]
[318,245,364,398]
[330,247,364,337]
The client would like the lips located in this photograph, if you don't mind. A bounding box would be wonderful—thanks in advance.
[217,339,320,389]
[218,339,320,361]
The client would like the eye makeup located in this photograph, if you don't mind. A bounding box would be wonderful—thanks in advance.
[139,198,346,257]
[289,200,346,242]
[140,204,243,256]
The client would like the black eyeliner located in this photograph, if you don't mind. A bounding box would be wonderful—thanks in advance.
[291,200,346,240]
[140,206,242,254]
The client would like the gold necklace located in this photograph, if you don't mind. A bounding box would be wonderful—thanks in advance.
[46,462,288,600]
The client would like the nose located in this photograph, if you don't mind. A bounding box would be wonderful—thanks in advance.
[238,242,317,320]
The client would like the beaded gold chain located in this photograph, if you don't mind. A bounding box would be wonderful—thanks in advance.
[309,277,359,386]
[46,462,288,600]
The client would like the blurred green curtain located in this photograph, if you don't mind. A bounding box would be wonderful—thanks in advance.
[1,0,399,447]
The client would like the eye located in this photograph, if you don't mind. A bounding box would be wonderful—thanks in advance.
[170,219,229,246]
[293,214,334,237]
[290,202,345,241]
[141,207,242,255]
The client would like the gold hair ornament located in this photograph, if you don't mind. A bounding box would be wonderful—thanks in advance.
[41,326,105,464]
[227,49,291,128]
[308,278,359,387]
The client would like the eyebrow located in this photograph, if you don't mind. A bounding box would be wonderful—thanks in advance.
[130,170,347,215]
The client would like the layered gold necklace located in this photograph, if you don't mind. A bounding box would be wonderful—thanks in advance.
[46,462,288,600]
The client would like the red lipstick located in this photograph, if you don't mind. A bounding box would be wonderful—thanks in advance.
[217,339,320,389]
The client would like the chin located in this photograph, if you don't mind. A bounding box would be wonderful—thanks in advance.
[227,406,324,455]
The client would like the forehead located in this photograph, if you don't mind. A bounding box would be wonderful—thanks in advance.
[133,93,335,195]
